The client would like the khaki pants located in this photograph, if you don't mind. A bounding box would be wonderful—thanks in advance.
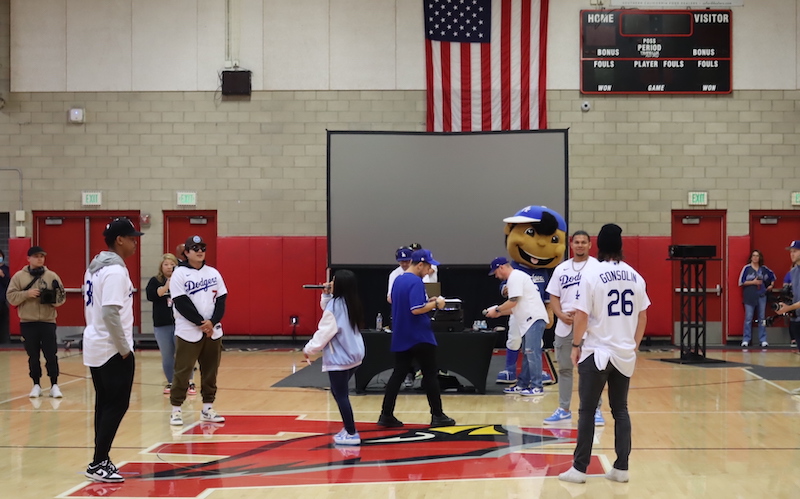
[170,335,222,407]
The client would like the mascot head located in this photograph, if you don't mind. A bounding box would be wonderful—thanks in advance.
[504,205,567,270]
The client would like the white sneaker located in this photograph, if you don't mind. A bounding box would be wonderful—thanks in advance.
[605,467,629,482]
[558,466,587,483]
[761,341,769,348]
[200,408,226,423]
[49,384,63,398]
[29,384,42,398]
[741,341,749,347]
[170,411,183,426]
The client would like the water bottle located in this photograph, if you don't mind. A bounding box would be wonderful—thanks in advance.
[376,312,383,331]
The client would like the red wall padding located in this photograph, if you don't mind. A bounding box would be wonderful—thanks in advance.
[216,236,327,336]
[636,236,673,337]
[186,234,749,340]
[728,235,751,340]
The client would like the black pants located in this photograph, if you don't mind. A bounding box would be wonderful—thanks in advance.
[790,321,800,351]
[0,302,10,344]
[573,354,632,473]
[381,342,444,417]
[329,367,358,434]
[20,322,59,385]
[90,353,135,465]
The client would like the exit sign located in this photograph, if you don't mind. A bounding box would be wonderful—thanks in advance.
[792,192,800,206]
[82,191,102,206]
[177,191,197,206]
[688,192,708,206]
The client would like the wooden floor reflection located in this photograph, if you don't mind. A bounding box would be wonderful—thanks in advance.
[1,346,799,498]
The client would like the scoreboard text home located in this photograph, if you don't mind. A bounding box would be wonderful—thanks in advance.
[580,10,732,95]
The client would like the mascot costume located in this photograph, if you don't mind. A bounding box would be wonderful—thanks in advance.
[496,205,567,384]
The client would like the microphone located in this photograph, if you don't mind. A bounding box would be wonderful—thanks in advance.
[302,284,326,289]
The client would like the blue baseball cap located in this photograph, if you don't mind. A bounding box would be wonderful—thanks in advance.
[502,205,567,232]
[411,249,440,266]
[787,240,800,250]
[488,256,509,275]
[395,247,412,261]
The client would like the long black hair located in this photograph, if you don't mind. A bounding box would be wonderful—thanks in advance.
[332,269,364,330]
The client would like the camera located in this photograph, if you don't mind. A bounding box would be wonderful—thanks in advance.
[768,285,795,317]
[580,101,591,112]
[39,288,57,305]
[39,280,64,305]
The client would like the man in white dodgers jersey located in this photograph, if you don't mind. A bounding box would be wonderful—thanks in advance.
[559,224,650,485]
[168,235,228,426]
[82,217,142,483]
[544,230,604,426]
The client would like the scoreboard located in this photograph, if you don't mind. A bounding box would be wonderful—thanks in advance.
[581,10,732,95]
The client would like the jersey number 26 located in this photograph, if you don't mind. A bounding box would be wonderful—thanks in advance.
[607,289,634,316]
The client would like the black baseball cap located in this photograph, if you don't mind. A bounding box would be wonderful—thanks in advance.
[103,218,144,239]
[27,246,47,257]
[185,235,207,249]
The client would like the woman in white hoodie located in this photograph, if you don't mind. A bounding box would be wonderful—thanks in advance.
[303,269,365,446]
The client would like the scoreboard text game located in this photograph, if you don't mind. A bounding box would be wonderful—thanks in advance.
[581,10,732,95]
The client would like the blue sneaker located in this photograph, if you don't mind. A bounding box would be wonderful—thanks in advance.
[542,371,554,385]
[503,385,525,395]
[496,370,517,384]
[333,428,361,445]
[543,407,572,424]
[594,408,605,426]
[520,387,545,397]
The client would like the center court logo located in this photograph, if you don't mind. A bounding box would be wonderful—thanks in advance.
[65,415,605,498]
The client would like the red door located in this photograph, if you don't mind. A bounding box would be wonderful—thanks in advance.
[163,211,217,267]
[671,210,726,344]
[749,210,800,337]
[34,211,142,336]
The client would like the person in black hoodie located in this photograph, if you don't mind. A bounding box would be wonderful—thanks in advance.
[146,253,180,394]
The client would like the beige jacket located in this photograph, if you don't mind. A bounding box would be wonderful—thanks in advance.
[6,266,66,323]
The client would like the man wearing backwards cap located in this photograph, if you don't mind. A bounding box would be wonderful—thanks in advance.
[559,224,650,485]
[169,235,228,427]
[485,256,549,397]
[6,245,66,399]
[378,248,456,428]
[776,240,800,355]
[82,217,143,483]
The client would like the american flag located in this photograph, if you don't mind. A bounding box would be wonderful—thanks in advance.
[424,0,549,132]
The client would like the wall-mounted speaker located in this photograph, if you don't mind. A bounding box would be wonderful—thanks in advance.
[221,70,251,96]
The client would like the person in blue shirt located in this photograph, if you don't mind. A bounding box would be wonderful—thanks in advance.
[377,248,456,428]
[304,269,365,445]
[776,241,800,354]
[738,249,775,348]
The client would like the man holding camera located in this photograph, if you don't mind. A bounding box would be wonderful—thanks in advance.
[6,246,66,398]
[776,240,800,355]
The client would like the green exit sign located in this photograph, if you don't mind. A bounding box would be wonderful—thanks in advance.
[82,191,102,206]
[792,192,800,206]
[177,191,197,206]
[688,191,708,206]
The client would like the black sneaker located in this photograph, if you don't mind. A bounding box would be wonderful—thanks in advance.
[85,460,124,483]
[377,414,404,427]
[431,414,456,427]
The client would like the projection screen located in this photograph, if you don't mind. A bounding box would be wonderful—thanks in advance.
[328,130,568,266]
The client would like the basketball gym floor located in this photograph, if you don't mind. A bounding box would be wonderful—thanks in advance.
[0,345,798,499]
